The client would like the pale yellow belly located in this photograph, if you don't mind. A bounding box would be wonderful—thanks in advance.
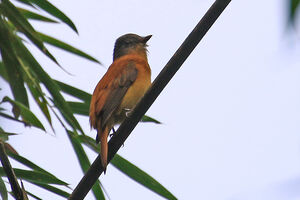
[114,74,151,123]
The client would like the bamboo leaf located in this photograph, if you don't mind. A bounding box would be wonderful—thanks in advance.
[55,80,91,103]
[20,181,29,200]
[38,32,101,64]
[0,62,8,82]
[16,55,54,130]
[112,155,177,200]
[67,130,105,200]
[67,131,90,171]
[15,0,33,7]
[28,83,53,129]
[68,101,89,116]
[18,7,58,23]
[0,0,60,65]
[141,115,162,124]
[289,0,300,25]
[77,135,99,152]
[11,36,84,134]
[24,74,52,128]
[0,111,28,125]
[0,168,68,185]
[30,182,70,198]
[2,97,45,131]
[26,191,42,200]
[0,128,17,141]
[0,18,29,108]
[7,152,54,176]
[4,149,69,198]
[26,0,78,33]
[0,178,8,200]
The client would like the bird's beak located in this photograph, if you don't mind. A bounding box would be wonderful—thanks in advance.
[142,35,152,43]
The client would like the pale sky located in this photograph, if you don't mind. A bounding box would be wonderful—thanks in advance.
[2,0,300,199]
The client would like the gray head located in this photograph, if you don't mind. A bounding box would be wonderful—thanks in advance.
[113,33,152,60]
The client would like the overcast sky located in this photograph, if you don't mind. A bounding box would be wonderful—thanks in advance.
[2,0,300,199]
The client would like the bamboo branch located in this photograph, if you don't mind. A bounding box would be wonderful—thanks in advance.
[0,141,25,200]
[68,0,231,199]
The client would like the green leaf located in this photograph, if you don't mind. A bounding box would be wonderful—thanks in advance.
[18,8,58,23]
[0,178,8,200]
[0,168,68,185]
[67,131,90,171]
[0,62,9,82]
[55,80,91,103]
[5,151,69,199]
[289,0,300,25]
[112,155,177,200]
[2,96,45,131]
[38,32,101,64]
[7,152,53,176]
[0,111,27,125]
[17,54,54,130]
[15,0,33,7]
[0,18,29,108]
[28,84,53,129]
[11,36,84,134]
[79,135,177,200]
[68,101,89,116]
[0,128,17,141]
[0,0,60,65]
[26,0,78,33]
[25,191,42,200]
[67,130,105,200]
[141,115,162,124]
[20,181,29,200]
[77,135,99,152]
[30,183,70,198]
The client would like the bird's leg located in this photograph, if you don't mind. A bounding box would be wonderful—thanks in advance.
[124,108,132,117]
[109,127,117,137]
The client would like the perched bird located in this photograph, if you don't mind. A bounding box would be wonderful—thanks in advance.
[89,33,152,172]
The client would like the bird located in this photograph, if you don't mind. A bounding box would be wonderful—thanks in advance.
[89,33,152,173]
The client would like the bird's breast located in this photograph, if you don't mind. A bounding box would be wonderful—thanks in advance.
[116,59,151,121]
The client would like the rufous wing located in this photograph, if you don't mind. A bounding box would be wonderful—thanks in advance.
[89,61,138,139]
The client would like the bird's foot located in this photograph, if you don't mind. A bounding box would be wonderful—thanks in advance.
[125,108,132,117]
[109,127,117,137]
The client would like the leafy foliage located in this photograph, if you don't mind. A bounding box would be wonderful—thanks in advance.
[0,0,172,199]
[288,0,300,27]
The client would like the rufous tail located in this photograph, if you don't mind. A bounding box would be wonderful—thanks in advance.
[99,127,109,173]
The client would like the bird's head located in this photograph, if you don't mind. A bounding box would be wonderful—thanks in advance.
[113,33,152,61]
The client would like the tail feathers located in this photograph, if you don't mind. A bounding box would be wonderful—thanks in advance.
[99,127,109,173]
